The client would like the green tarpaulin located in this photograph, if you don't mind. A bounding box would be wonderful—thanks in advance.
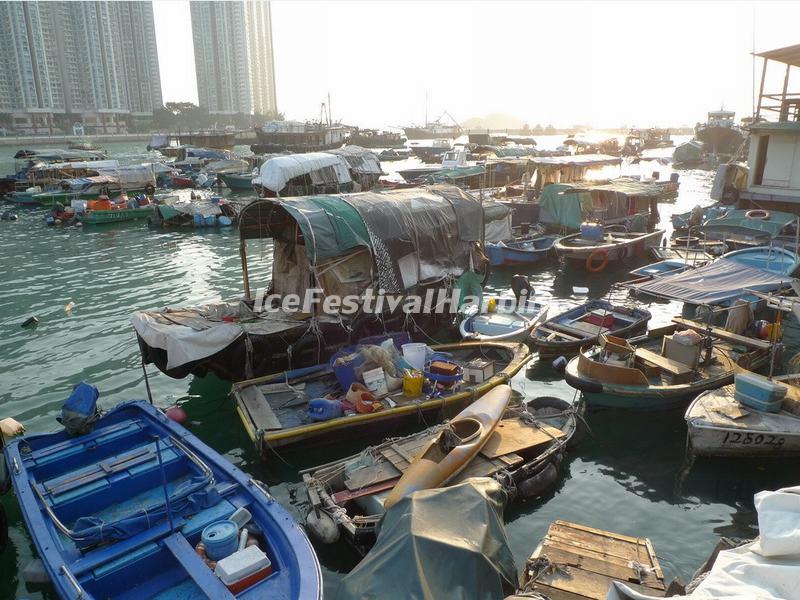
[335,479,517,600]
[538,183,592,230]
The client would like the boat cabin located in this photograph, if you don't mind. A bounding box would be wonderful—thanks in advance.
[739,43,800,212]
[706,110,736,126]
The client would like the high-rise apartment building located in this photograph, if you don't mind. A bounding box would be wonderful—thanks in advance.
[190,0,277,116]
[0,1,162,134]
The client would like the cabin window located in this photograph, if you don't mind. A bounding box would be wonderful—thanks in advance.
[753,135,769,186]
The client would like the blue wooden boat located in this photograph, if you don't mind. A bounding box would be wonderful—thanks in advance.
[4,400,322,600]
[531,299,651,358]
[486,235,558,266]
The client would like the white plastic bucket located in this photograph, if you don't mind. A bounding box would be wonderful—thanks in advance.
[402,343,427,371]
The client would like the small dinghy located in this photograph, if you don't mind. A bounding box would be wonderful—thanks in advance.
[383,384,512,509]
[485,235,558,267]
[564,319,772,410]
[459,297,548,342]
[531,299,651,359]
[629,258,693,279]
[301,389,581,550]
[4,399,322,599]
[554,226,664,272]
[686,372,800,457]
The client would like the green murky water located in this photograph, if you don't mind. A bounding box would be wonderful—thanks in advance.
[1,139,798,599]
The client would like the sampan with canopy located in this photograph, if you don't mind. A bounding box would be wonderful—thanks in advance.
[132,184,488,381]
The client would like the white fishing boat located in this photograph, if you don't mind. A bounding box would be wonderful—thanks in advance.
[554,226,665,272]
[459,297,548,342]
[686,374,800,457]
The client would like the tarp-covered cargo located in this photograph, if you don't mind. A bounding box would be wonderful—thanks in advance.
[336,479,517,600]
[252,152,352,195]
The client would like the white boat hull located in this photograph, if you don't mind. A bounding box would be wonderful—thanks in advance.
[686,387,800,457]
[688,421,800,457]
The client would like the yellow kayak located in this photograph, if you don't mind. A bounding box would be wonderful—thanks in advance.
[383,384,512,509]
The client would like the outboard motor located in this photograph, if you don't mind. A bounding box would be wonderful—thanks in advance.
[510,274,534,307]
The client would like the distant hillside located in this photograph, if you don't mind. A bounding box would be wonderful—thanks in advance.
[461,113,526,130]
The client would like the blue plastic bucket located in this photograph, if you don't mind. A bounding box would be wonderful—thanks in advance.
[192,213,204,227]
[218,215,233,227]
[202,520,239,560]
[204,215,216,227]
[580,222,604,241]
[329,346,364,392]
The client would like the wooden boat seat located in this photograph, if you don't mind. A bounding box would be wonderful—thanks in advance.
[672,317,772,350]
[238,385,283,431]
[162,532,237,600]
[634,348,693,376]
[538,325,581,341]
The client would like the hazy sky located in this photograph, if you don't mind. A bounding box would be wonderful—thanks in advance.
[153,1,800,128]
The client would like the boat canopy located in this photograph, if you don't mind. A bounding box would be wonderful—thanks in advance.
[14,149,106,162]
[491,147,538,158]
[561,178,671,198]
[252,152,352,193]
[529,154,621,167]
[58,175,119,190]
[626,249,799,305]
[329,146,382,174]
[95,165,156,187]
[239,184,483,295]
[33,159,120,173]
[539,179,652,231]
[701,209,797,240]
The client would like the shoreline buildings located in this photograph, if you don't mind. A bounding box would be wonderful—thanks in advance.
[190,0,277,117]
[0,1,162,135]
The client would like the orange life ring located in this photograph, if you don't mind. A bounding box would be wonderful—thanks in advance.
[745,209,770,220]
[586,249,609,272]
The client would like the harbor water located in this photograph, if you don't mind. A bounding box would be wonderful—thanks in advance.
[1,139,799,598]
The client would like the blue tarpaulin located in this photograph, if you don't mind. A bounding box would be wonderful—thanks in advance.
[627,255,797,305]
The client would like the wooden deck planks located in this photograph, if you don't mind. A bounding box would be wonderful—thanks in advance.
[238,385,283,431]
[521,521,665,600]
